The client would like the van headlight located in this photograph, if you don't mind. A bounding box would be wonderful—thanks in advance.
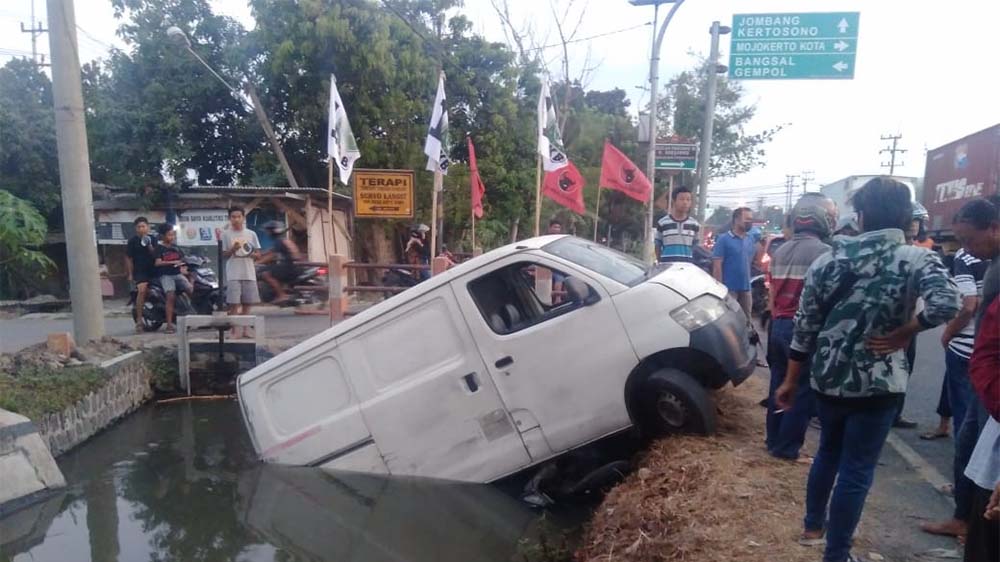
[670,294,728,332]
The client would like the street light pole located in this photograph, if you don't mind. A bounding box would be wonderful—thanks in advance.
[166,27,299,189]
[47,0,104,342]
[634,0,684,263]
[695,21,728,223]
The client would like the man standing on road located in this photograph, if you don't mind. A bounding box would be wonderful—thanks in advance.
[713,207,756,317]
[776,177,959,562]
[922,196,1000,541]
[765,194,836,462]
[221,207,261,338]
[655,186,700,263]
[126,217,157,333]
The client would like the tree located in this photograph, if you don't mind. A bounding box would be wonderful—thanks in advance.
[657,58,783,183]
[705,205,734,228]
[0,190,56,298]
[0,60,61,219]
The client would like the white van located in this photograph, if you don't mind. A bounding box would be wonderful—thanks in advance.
[237,236,758,483]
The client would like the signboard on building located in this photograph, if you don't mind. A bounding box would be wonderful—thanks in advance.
[96,211,167,245]
[728,12,860,80]
[353,169,415,218]
[176,210,229,246]
[655,142,698,171]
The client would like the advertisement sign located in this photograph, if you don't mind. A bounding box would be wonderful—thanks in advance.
[176,210,229,246]
[354,169,415,218]
[95,211,166,245]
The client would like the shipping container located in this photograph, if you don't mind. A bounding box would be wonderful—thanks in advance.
[923,124,1000,245]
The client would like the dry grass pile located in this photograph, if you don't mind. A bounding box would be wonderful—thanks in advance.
[575,377,850,562]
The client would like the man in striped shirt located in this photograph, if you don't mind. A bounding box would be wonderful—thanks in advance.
[655,186,701,263]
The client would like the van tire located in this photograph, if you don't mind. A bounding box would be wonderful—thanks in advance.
[635,368,716,436]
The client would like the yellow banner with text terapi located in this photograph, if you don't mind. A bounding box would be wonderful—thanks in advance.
[353,169,415,219]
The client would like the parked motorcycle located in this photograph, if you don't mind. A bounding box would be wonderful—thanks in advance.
[129,255,224,332]
[257,263,329,306]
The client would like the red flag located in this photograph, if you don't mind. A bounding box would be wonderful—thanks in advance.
[543,161,586,215]
[599,140,651,203]
[467,137,486,218]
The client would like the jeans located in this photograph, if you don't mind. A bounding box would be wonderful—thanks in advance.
[935,378,951,418]
[943,348,974,438]
[954,399,990,521]
[766,318,815,459]
[804,399,897,562]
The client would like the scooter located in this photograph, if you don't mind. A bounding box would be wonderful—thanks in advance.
[130,255,224,332]
[257,263,329,306]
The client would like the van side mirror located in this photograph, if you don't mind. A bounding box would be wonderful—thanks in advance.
[564,277,600,306]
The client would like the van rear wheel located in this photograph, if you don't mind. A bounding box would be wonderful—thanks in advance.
[635,368,716,436]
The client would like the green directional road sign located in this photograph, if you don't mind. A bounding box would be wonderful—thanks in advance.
[728,12,860,80]
[655,143,698,171]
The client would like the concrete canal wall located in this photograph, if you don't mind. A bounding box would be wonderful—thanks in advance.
[0,410,66,516]
[33,350,153,457]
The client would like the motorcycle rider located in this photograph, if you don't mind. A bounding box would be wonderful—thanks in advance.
[259,221,302,304]
[406,224,431,281]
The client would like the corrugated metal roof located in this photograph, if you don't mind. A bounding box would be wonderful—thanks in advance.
[187,185,352,200]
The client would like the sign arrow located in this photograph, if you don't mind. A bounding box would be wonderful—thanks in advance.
[834,40,849,52]
[837,18,849,33]
[832,61,849,72]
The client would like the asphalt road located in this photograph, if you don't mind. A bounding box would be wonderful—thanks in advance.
[0,309,334,353]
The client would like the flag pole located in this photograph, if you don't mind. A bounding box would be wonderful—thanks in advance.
[328,159,338,255]
[534,155,542,236]
[593,185,602,241]
[431,171,441,259]
[471,206,477,254]
[667,173,674,217]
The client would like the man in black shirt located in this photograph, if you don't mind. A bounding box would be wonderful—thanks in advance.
[126,217,157,332]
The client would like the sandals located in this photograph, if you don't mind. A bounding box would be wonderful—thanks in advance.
[920,429,950,440]
[797,531,826,547]
[165,325,176,334]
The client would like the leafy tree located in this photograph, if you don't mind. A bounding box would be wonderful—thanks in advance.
[705,205,734,228]
[0,190,56,298]
[0,60,61,218]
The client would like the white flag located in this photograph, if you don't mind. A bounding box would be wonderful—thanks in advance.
[424,73,450,177]
[537,80,568,172]
[327,74,361,185]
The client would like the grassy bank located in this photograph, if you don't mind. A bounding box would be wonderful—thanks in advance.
[575,376,871,562]
[0,366,107,420]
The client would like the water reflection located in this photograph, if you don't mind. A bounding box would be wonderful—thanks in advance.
[0,401,567,562]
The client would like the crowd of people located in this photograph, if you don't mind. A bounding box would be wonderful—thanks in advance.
[125,207,302,335]
[656,178,999,562]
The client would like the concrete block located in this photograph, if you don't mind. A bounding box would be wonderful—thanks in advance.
[0,409,66,515]
[45,332,75,357]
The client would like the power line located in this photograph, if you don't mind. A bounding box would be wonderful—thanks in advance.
[527,22,653,52]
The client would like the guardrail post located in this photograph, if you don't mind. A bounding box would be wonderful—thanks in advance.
[431,256,449,276]
[329,254,348,322]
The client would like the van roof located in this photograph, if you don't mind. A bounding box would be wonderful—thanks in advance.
[240,235,568,382]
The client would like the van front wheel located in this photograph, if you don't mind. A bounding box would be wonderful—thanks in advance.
[635,368,716,436]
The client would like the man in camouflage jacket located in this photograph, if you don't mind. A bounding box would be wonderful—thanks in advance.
[775,177,959,562]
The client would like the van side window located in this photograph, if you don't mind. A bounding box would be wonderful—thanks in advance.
[468,262,596,334]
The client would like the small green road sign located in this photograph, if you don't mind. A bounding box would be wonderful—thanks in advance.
[728,12,860,80]
[655,143,698,171]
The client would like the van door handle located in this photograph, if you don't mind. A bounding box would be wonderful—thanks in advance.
[462,373,480,393]
[495,356,514,369]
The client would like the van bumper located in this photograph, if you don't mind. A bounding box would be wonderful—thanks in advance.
[689,301,758,385]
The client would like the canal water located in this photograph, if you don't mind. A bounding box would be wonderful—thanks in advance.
[0,400,577,562]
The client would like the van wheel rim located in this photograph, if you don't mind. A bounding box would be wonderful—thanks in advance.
[656,394,687,428]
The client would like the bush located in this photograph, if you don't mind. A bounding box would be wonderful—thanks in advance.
[0,366,107,419]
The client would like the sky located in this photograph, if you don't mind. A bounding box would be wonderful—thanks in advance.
[2,0,999,210]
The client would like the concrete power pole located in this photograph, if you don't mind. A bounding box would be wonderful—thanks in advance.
[695,21,728,223]
[880,133,906,176]
[801,170,814,194]
[20,0,49,67]
[784,174,799,211]
[47,0,104,342]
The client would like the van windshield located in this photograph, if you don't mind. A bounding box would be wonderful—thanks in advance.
[543,237,648,287]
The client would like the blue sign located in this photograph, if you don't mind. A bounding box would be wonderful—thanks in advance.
[729,12,860,80]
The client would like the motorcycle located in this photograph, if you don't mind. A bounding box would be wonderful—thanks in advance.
[257,263,329,307]
[129,255,224,332]
[380,267,422,299]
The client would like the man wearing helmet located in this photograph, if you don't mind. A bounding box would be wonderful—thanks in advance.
[259,221,302,305]
[764,193,837,461]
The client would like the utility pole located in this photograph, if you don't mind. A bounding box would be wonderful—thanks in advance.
[880,133,906,176]
[784,174,799,211]
[635,0,685,263]
[801,170,814,194]
[20,0,49,67]
[695,21,730,224]
[47,0,104,342]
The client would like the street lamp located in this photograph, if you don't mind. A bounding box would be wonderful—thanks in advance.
[164,26,299,188]
[694,22,731,224]
[630,0,685,263]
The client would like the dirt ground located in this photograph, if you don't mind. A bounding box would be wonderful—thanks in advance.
[0,336,136,374]
[575,376,885,562]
